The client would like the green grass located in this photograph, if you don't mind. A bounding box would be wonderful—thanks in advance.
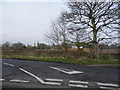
[105,65,120,69]
[2,55,119,65]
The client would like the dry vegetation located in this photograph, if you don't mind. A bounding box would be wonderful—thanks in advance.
[2,48,119,60]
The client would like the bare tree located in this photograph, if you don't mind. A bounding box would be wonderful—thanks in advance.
[61,0,119,59]
[45,21,61,46]
[45,15,69,54]
[67,22,90,50]
[59,13,70,54]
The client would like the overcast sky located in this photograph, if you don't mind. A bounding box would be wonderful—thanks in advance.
[1,0,68,45]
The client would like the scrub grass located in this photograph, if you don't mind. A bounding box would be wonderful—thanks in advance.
[2,55,119,65]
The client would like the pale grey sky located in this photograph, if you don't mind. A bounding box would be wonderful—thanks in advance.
[1,1,68,45]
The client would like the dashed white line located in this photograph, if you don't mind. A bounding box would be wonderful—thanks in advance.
[69,84,88,88]
[45,78,63,82]
[69,80,88,84]
[0,79,5,81]
[42,82,61,85]
[100,86,116,89]
[50,66,84,74]
[19,68,61,85]
[10,79,29,83]
[3,62,14,67]
[97,82,118,87]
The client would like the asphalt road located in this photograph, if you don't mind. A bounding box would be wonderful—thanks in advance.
[1,59,120,89]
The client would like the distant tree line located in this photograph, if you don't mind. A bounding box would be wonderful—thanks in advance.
[1,41,119,51]
[2,42,51,50]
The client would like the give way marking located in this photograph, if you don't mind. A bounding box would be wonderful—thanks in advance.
[50,66,84,75]
[10,79,29,83]
[19,68,61,85]
[0,79,5,81]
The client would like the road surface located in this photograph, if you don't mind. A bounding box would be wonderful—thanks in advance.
[1,59,120,89]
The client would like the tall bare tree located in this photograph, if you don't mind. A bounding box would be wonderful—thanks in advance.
[45,21,61,46]
[67,22,90,50]
[62,0,119,59]
[45,15,69,54]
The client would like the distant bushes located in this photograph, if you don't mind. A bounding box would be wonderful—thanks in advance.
[1,42,119,60]
[2,48,119,61]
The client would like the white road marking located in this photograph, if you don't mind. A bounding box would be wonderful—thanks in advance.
[69,84,88,88]
[69,80,88,84]
[19,68,61,85]
[10,79,29,83]
[100,86,116,89]
[43,82,61,85]
[3,62,14,67]
[97,82,118,87]
[45,78,63,82]
[0,79,5,81]
[50,66,84,74]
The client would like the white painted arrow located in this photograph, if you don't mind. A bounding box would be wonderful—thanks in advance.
[50,66,84,74]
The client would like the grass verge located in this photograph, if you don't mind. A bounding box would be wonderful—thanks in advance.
[2,55,119,65]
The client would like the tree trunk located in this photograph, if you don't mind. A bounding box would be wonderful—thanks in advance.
[63,41,68,55]
[76,44,80,50]
[94,42,99,60]
[65,47,67,55]
[93,32,99,60]
[91,16,100,60]
[65,43,68,55]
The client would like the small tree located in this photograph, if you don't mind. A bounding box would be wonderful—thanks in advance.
[45,21,62,48]
[2,42,11,50]
[36,42,51,49]
[45,15,69,54]
[12,42,26,50]
[2,42,12,55]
